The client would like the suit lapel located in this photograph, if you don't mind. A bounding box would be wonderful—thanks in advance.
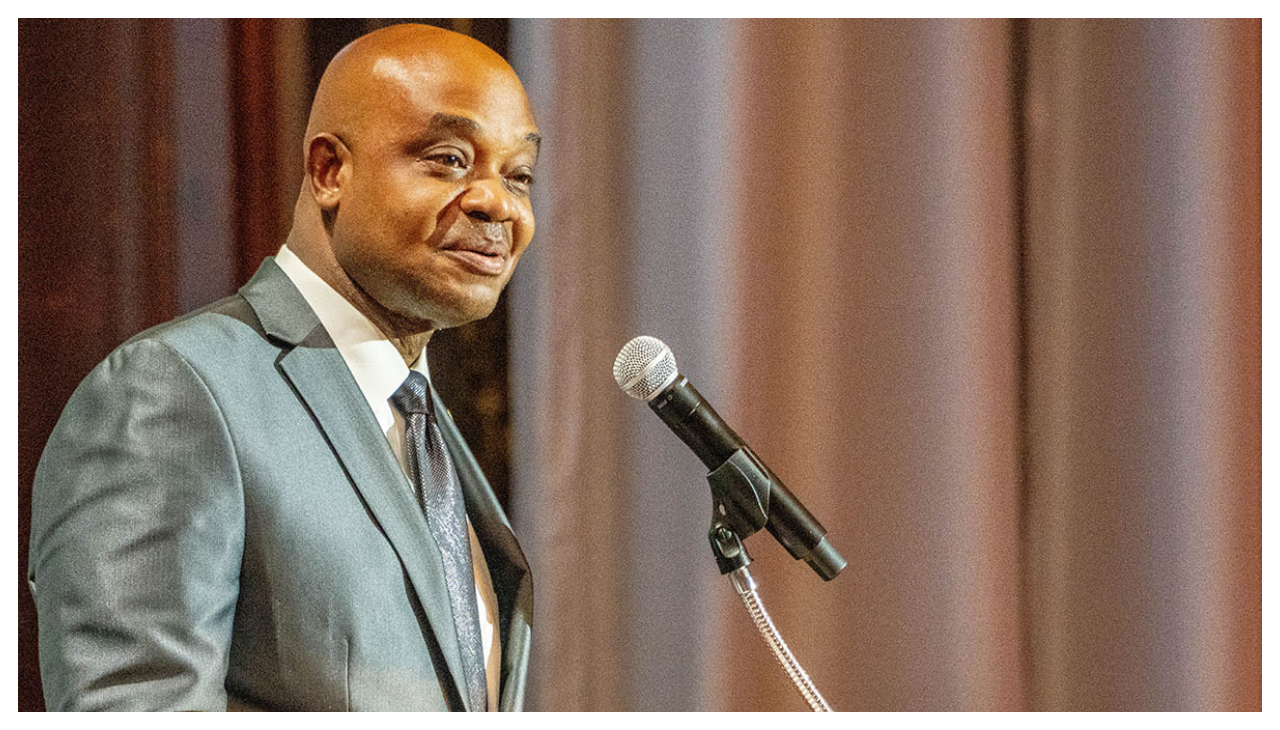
[432,390,533,711]
[241,261,475,710]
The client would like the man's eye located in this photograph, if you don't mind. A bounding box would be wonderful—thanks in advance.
[509,171,536,189]
[427,153,467,169]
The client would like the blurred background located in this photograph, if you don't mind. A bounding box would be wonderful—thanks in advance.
[18,18,1260,711]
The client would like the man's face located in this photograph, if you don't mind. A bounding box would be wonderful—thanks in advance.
[329,62,539,330]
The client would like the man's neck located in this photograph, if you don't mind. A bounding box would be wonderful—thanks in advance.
[284,228,433,368]
[392,332,431,368]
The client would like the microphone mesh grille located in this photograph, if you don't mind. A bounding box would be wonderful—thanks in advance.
[613,336,678,401]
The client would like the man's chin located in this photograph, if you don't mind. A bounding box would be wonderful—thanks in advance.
[409,290,502,330]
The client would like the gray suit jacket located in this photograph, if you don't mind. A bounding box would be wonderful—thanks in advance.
[29,258,532,711]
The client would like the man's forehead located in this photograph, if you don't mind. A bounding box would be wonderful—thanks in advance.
[367,57,537,140]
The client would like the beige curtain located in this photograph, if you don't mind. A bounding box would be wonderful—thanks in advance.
[1022,19,1262,710]
[507,18,1259,711]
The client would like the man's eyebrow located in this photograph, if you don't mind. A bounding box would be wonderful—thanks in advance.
[422,113,541,154]
[425,113,481,136]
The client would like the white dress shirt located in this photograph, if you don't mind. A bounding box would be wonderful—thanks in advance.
[275,244,501,709]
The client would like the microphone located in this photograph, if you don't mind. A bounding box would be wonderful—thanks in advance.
[613,335,846,580]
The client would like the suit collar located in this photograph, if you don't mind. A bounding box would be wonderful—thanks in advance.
[239,257,321,345]
[273,245,432,427]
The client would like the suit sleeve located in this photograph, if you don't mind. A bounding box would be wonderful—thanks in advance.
[29,338,245,711]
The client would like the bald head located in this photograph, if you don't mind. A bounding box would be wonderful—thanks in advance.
[287,23,540,355]
[306,24,532,157]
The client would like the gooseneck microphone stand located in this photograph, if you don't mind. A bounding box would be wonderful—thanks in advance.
[710,524,832,712]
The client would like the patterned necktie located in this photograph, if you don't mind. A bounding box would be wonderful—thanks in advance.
[391,371,488,711]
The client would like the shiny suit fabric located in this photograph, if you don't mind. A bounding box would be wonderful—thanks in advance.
[29,258,532,711]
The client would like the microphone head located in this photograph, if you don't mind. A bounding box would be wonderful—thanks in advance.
[613,336,679,401]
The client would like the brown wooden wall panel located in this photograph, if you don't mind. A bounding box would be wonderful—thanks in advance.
[231,19,284,283]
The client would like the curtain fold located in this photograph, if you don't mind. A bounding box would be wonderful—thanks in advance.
[716,19,1024,711]
[508,19,645,710]
[1022,18,1262,710]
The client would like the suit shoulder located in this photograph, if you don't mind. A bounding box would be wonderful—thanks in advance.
[117,292,269,365]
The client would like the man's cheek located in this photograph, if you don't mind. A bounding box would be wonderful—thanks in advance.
[515,215,535,252]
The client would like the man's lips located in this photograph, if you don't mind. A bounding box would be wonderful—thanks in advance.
[440,239,509,276]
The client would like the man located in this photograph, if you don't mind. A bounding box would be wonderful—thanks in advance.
[28,24,538,711]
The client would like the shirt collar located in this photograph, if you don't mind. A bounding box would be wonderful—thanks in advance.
[274,244,430,419]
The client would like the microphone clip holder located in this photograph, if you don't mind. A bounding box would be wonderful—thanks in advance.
[705,448,772,574]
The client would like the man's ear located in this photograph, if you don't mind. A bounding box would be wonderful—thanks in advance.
[307,133,350,210]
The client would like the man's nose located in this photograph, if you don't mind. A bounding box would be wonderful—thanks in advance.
[459,178,517,224]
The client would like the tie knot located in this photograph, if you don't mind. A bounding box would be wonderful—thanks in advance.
[390,371,431,416]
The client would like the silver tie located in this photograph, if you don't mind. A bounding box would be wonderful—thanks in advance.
[391,371,487,711]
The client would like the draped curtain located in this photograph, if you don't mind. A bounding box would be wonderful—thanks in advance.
[506,18,1259,711]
